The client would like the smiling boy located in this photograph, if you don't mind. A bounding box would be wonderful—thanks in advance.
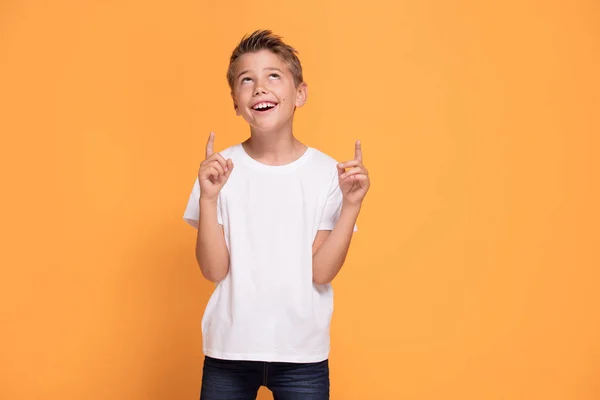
[183,30,370,400]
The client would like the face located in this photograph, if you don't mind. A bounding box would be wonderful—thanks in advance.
[231,49,307,132]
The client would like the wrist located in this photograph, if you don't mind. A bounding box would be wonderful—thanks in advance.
[199,196,218,205]
[341,201,362,216]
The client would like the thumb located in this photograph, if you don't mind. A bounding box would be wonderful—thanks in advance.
[337,162,345,178]
[225,159,234,177]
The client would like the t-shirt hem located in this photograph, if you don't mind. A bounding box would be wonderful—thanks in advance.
[203,348,330,363]
[183,216,223,228]
[318,223,358,232]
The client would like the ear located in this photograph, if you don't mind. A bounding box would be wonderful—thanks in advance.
[231,91,240,116]
[295,82,308,108]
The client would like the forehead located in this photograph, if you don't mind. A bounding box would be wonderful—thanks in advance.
[234,49,289,74]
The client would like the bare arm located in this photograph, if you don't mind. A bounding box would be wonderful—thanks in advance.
[312,140,370,284]
[312,204,360,284]
[194,131,234,283]
[195,198,230,282]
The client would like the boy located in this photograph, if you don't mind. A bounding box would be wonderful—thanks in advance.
[183,30,370,400]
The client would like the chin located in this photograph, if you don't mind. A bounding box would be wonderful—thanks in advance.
[250,122,283,133]
[244,115,292,133]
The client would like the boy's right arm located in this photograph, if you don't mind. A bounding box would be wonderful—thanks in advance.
[195,198,229,282]
[194,132,234,282]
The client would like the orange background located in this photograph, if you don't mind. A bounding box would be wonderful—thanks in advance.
[1,1,599,399]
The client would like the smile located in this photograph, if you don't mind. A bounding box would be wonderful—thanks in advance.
[251,101,278,112]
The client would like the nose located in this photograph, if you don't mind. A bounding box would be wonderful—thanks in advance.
[253,80,268,96]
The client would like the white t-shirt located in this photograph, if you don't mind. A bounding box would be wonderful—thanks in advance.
[183,143,356,363]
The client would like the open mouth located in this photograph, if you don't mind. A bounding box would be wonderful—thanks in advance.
[252,102,278,113]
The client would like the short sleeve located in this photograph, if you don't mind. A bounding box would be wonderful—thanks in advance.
[183,177,223,229]
[318,167,358,232]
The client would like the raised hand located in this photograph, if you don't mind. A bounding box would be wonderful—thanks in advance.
[337,140,370,207]
[198,132,234,201]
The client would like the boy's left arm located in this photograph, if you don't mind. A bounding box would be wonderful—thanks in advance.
[312,141,370,285]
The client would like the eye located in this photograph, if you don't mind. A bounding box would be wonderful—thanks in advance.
[241,77,252,83]
[269,73,280,79]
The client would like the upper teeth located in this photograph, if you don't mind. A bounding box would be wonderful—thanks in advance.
[253,102,276,110]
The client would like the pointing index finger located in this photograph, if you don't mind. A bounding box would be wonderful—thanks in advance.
[355,140,362,162]
[206,132,215,158]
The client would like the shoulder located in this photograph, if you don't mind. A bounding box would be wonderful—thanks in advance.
[305,147,341,190]
[216,143,242,159]
[307,147,339,170]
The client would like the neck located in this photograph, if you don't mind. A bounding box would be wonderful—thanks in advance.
[243,124,307,166]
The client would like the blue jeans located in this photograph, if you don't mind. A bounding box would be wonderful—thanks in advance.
[200,356,330,399]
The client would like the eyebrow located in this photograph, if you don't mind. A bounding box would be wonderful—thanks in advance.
[236,67,284,81]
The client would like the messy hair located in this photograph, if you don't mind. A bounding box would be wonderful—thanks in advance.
[226,30,304,91]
